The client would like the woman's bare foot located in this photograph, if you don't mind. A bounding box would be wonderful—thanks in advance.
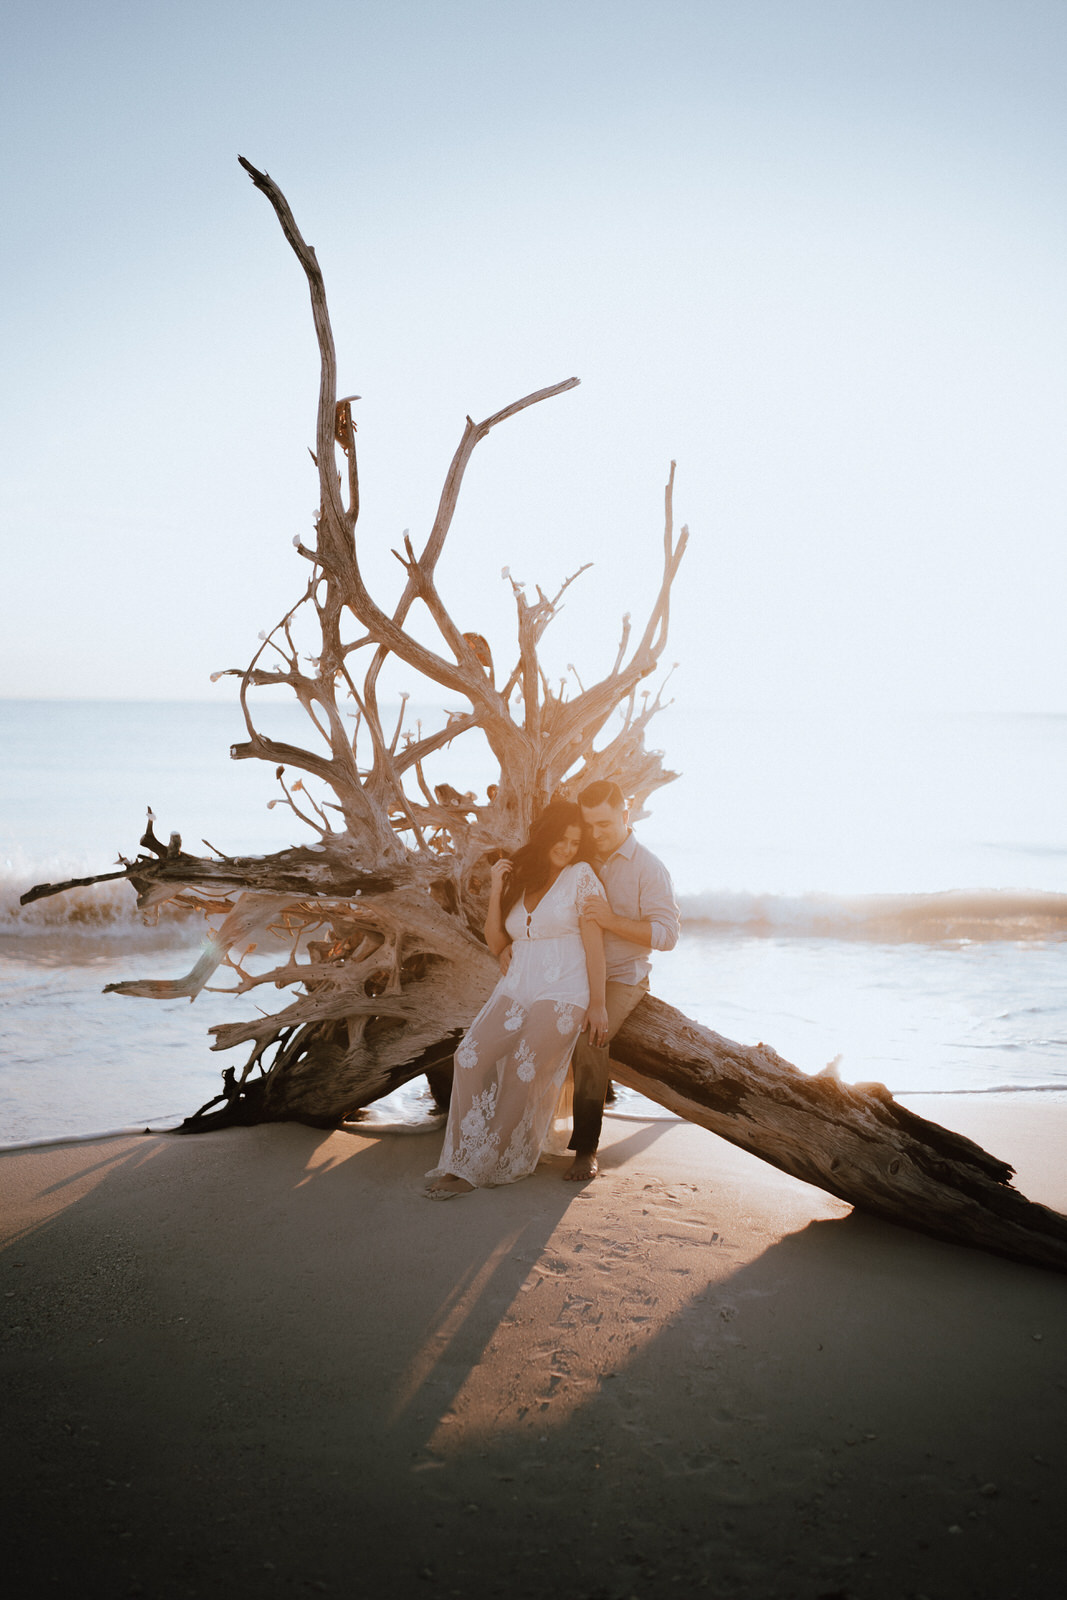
[564,1153,599,1182]
[424,1174,475,1200]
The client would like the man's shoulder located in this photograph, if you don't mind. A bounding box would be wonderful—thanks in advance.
[630,835,673,879]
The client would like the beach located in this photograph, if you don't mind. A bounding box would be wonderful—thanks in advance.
[3,1094,1065,1600]
[5,2,1067,1592]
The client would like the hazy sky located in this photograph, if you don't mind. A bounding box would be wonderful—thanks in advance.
[2,0,1065,714]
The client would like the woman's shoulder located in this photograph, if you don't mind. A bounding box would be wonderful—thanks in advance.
[559,859,598,880]
[567,860,605,896]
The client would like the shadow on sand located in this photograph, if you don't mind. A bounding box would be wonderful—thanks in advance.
[2,1119,1065,1600]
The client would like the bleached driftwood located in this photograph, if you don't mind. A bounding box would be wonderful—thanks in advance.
[23,157,1067,1275]
[610,1000,1067,1274]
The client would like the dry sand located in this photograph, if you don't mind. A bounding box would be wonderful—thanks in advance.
[2,1094,1065,1600]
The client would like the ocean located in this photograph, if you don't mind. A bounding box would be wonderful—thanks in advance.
[2,699,1066,1146]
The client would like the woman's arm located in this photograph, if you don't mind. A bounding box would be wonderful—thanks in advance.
[579,916,609,1047]
[484,858,512,958]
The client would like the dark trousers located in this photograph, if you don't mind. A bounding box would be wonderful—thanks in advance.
[569,978,649,1154]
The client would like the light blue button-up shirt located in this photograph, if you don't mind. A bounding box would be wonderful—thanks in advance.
[596,831,680,985]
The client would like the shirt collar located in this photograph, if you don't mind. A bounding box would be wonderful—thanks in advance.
[601,829,636,867]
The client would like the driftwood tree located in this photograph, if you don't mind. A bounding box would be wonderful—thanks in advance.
[24,159,1067,1275]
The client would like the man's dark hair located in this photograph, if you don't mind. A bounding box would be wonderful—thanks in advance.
[578,779,625,810]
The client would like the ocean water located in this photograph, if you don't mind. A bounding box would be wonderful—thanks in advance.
[1,699,1066,1146]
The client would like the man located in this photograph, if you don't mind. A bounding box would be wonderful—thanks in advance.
[565,779,680,1181]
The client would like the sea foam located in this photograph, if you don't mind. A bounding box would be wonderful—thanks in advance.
[678,887,1067,943]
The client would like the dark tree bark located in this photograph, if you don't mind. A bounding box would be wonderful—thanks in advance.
[609,998,1067,1274]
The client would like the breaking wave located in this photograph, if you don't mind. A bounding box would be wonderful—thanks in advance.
[0,861,199,947]
[678,888,1067,943]
[6,860,1067,951]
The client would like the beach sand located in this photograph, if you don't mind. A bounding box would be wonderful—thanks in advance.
[2,1095,1065,1600]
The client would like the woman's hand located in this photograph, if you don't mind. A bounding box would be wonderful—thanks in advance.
[583,1002,609,1049]
[489,858,512,896]
[498,943,513,977]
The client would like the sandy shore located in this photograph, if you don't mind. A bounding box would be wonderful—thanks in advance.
[2,1094,1065,1600]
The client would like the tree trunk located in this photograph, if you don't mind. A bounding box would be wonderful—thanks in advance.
[161,970,1067,1274]
[610,997,1067,1274]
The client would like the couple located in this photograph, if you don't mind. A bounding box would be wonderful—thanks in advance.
[425,780,679,1199]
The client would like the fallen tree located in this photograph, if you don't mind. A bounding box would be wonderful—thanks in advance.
[24,158,1067,1274]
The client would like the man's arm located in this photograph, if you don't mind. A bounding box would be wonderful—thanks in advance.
[637,854,680,952]
[581,855,680,951]
[580,899,656,948]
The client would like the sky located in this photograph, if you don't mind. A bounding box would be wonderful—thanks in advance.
[1,0,1065,717]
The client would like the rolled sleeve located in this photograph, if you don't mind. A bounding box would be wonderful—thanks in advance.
[649,917,678,952]
[641,862,680,952]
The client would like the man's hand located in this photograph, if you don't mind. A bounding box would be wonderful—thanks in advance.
[583,900,654,949]
[580,898,614,931]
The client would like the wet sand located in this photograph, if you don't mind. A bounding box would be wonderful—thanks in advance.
[2,1094,1065,1599]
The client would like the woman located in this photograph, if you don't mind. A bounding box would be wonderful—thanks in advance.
[425,800,608,1198]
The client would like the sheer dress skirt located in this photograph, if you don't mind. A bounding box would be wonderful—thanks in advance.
[427,862,604,1188]
[426,992,584,1187]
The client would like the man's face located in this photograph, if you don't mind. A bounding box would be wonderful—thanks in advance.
[581,802,629,860]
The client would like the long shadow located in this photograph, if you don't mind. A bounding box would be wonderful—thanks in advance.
[595,1116,677,1168]
[0,1122,585,1596]
[3,1125,1065,1600]
[440,1207,1067,1600]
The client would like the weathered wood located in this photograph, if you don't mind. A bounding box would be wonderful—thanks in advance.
[21,844,408,911]
[172,978,1067,1274]
[73,156,688,1137]
[609,997,1067,1274]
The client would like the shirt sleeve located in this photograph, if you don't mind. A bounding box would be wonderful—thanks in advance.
[639,858,680,951]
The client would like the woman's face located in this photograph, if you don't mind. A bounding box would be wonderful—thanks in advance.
[547,824,582,871]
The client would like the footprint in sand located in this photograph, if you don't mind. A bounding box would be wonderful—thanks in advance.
[555,1294,599,1328]
[538,1256,570,1277]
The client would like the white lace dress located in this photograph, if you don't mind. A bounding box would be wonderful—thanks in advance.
[427,861,605,1187]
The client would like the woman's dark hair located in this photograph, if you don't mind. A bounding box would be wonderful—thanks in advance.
[500,799,586,918]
